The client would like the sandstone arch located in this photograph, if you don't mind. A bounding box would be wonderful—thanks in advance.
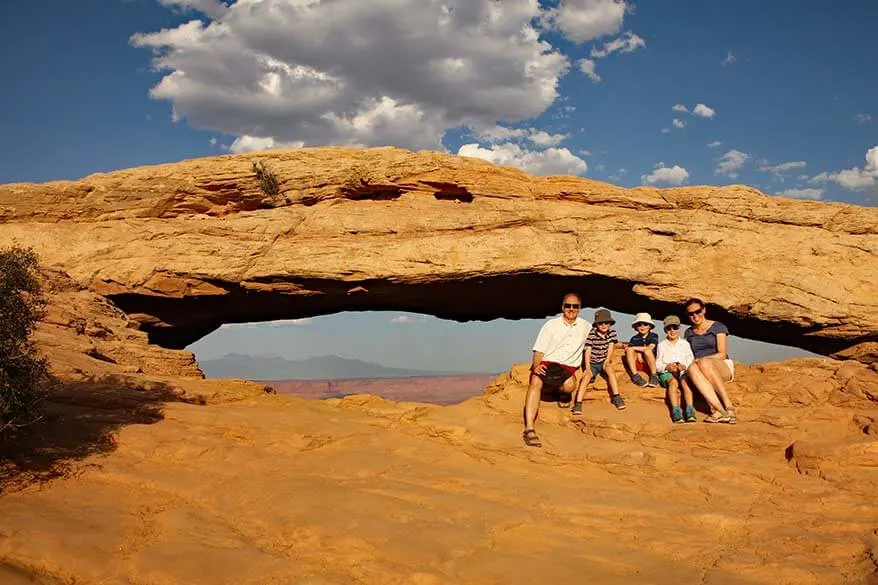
[1,147,876,364]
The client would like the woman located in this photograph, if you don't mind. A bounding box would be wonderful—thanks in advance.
[683,298,736,423]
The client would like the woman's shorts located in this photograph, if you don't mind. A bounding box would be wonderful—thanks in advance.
[724,359,735,382]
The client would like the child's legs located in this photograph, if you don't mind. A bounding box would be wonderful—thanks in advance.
[624,346,638,372]
[575,364,599,402]
[642,350,657,374]
[665,376,680,408]
[680,375,694,408]
[601,362,621,396]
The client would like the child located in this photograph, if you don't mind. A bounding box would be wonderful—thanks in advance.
[573,308,625,413]
[655,315,697,423]
[625,312,660,387]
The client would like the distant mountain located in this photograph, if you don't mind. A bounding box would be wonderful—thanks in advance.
[198,353,456,380]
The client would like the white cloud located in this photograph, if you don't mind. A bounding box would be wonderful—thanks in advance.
[807,146,878,196]
[854,114,873,124]
[692,103,716,119]
[543,0,629,44]
[222,317,313,330]
[672,118,686,129]
[590,32,646,58]
[672,104,689,113]
[133,1,574,150]
[578,58,601,82]
[528,130,568,147]
[660,127,671,134]
[707,141,722,148]
[458,142,588,176]
[227,135,305,153]
[779,188,824,200]
[208,137,217,147]
[641,163,689,186]
[722,51,736,66]
[391,315,411,324]
[578,149,592,157]
[759,160,807,174]
[715,149,751,178]
[474,126,529,143]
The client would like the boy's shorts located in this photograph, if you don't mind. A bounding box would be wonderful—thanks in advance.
[658,370,688,389]
[589,361,607,378]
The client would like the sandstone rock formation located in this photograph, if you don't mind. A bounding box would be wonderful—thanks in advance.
[1,146,875,365]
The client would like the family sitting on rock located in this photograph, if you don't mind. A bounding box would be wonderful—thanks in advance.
[522,293,737,448]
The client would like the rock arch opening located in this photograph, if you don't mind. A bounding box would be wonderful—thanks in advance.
[108,273,856,360]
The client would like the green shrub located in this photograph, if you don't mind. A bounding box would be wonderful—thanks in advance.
[0,245,51,431]
[252,160,280,197]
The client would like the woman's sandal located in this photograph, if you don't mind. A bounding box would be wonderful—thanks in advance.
[522,429,542,448]
[726,408,737,424]
[704,410,731,424]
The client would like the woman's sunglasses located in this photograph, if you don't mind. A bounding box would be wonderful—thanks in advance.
[687,308,704,317]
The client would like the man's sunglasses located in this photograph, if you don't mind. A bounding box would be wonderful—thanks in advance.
[563,303,580,309]
[687,308,704,317]
[664,325,680,331]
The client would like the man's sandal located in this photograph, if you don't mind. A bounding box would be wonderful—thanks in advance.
[522,429,542,448]
[726,408,737,424]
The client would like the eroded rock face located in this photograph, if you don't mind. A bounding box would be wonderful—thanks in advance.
[1,146,876,360]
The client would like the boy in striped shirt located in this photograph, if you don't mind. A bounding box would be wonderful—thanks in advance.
[573,308,626,413]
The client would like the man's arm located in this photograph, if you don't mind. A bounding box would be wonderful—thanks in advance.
[532,351,546,375]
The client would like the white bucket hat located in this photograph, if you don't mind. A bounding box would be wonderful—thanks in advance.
[632,312,655,329]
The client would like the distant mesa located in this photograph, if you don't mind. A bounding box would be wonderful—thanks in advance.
[198,353,461,381]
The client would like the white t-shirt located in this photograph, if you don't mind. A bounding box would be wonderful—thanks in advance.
[655,337,695,372]
[532,316,591,368]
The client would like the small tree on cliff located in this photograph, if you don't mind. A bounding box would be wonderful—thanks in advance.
[0,245,51,431]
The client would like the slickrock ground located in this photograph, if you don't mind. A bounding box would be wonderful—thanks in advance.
[2,359,876,585]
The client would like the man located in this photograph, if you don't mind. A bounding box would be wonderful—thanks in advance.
[522,293,591,448]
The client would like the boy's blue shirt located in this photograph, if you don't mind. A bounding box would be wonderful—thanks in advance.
[629,331,659,354]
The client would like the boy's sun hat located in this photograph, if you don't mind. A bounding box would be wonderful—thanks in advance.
[663,315,681,328]
[593,308,615,325]
[632,312,654,329]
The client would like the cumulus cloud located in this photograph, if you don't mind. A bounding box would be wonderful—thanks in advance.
[672,118,686,129]
[707,141,722,148]
[854,114,873,124]
[641,163,689,186]
[590,31,646,58]
[133,0,584,150]
[692,103,716,119]
[807,147,878,199]
[458,142,588,176]
[672,104,689,113]
[391,315,411,324]
[227,135,304,153]
[715,149,751,178]
[578,58,601,82]
[779,188,824,200]
[722,51,736,66]
[223,317,313,329]
[758,160,807,177]
[543,0,629,44]
[528,130,568,147]
[660,127,671,134]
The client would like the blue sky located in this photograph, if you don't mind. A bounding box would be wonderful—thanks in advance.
[0,0,869,372]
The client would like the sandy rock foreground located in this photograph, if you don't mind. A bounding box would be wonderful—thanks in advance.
[1,361,877,585]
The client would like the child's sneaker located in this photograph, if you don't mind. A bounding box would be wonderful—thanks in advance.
[684,405,697,423]
[671,406,684,424]
[571,401,583,416]
[611,394,626,410]
[647,374,660,387]
[630,373,648,387]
